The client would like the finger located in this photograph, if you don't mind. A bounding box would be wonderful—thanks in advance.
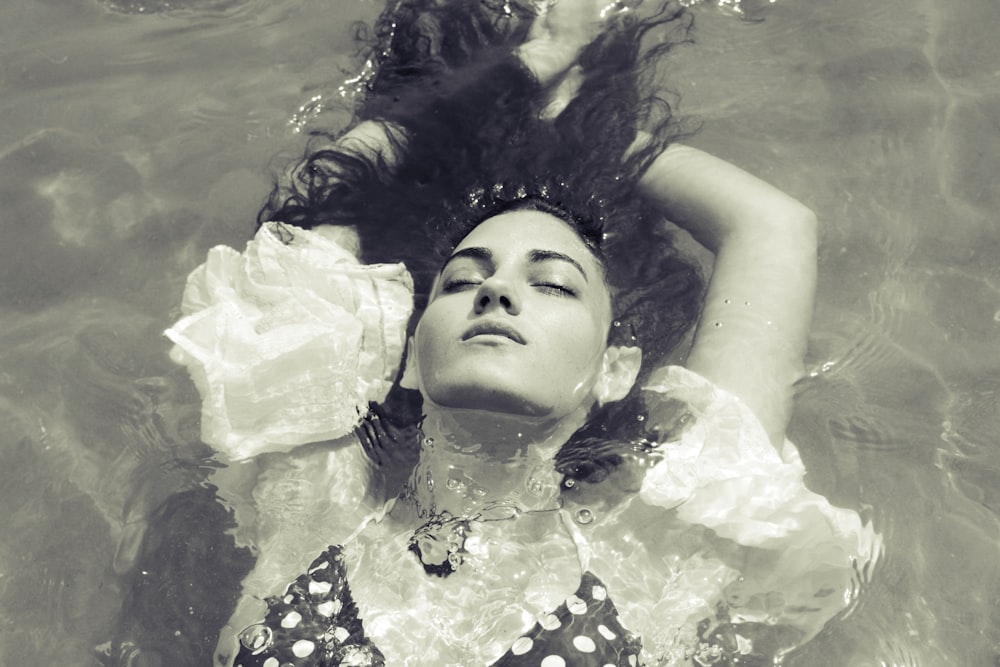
[370,408,394,445]
[356,414,384,467]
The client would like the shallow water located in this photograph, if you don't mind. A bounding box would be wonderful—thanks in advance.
[1,0,998,665]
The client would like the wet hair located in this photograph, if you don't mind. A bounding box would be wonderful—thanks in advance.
[450,196,606,263]
[258,0,703,483]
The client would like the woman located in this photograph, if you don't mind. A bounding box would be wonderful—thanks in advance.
[165,0,878,664]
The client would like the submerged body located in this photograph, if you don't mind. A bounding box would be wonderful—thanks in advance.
[230,379,872,666]
[167,225,877,666]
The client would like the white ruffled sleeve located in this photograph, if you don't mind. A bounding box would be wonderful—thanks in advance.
[639,365,878,559]
[637,366,881,641]
[164,222,414,460]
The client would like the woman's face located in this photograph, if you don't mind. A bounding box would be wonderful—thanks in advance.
[408,210,629,419]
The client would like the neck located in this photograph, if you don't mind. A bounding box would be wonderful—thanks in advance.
[423,404,580,458]
[405,403,588,518]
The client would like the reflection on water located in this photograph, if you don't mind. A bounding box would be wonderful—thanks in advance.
[101,0,251,16]
[679,0,776,21]
[1,0,998,665]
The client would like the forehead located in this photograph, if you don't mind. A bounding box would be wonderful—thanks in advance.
[430,209,615,323]
[453,210,602,271]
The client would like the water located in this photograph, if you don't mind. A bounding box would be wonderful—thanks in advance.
[1,0,998,665]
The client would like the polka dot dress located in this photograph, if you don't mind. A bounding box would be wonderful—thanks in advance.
[491,572,642,667]
[233,545,384,667]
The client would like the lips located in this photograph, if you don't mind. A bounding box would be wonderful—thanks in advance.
[461,320,526,345]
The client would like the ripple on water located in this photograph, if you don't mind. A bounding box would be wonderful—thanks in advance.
[681,0,777,22]
[0,129,178,312]
[99,0,252,16]
[0,295,248,662]
[938,372,1000,514]
[0,406,120,665]
[801,319,950,451]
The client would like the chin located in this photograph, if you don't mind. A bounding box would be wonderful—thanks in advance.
[425,383,552,417]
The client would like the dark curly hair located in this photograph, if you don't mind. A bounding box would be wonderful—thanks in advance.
[257,0,704,485]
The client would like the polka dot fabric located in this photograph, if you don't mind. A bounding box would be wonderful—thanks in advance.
[233,545,385,667]
[491,572,642,667]
[234,549,640,666]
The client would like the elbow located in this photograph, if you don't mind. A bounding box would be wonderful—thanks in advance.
[770,200,818,259]
[794,204,819,258]
[799,206,819,266]
[771,194,817,234]
[731,198,818,257]
[793,203,819,242]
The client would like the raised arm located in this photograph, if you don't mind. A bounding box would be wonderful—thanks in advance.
[638,142,817,446]
[635,146,880,654]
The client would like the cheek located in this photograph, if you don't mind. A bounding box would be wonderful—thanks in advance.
[546,314,609,370]
[412,309,451,370]
[414,330,446,378]
[416,299,457,341]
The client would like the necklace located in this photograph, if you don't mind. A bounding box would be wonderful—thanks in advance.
[408,511,475,577]
[407,496,564,578]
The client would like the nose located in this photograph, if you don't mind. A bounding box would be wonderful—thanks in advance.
[474,276,521,315]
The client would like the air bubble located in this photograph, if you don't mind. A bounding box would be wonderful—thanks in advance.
[239,624,273,652]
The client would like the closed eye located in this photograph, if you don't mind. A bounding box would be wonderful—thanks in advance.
[441,278,482,293]
[533,283,577,297]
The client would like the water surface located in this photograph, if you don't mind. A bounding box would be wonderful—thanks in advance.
[1,0,998,664]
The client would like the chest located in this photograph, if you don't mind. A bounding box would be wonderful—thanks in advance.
[339,487,722,666]
[341,506,581,665]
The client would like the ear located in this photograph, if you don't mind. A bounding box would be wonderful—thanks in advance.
[398,338,419,390]
[593,346,643,406]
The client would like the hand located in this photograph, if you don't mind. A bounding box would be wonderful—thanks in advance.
[356,402,419,496]
[517,0,635,85]
[530,0,632,46]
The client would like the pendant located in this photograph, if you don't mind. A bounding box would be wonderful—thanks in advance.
[408,512,473,577]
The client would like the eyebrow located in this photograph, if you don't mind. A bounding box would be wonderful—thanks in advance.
[528,249,589,283]
[440,247,590,283]
[442,246,493,271]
